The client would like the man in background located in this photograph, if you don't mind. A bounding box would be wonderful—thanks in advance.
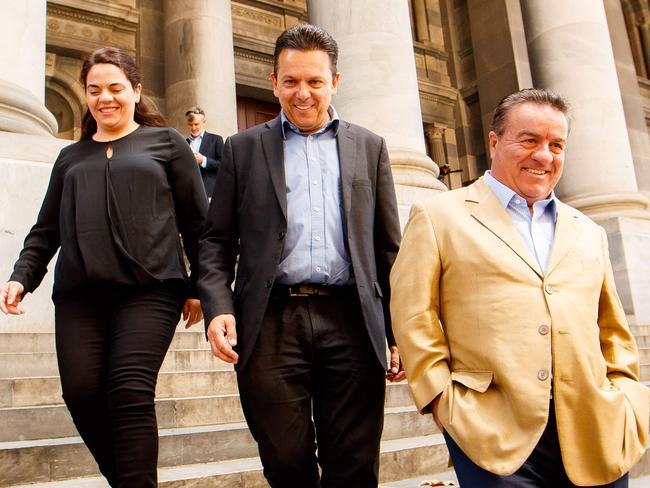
[185,106,223,198]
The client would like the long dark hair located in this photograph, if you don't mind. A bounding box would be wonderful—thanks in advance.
[79,47,166,140]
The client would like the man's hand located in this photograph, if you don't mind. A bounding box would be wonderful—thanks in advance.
[194,152,204,164]
[0,281,25,315]
[207,314,239,364]
[386,345,406,382]
[181,298,203,328]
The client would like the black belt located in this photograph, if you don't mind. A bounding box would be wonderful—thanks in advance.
[270,284,354,298]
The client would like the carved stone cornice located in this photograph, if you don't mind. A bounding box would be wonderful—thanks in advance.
[234,46,274,65]
[413,42,450,62]
[234,0,307,18]
[47,0,138,31]
[418,80,458,107]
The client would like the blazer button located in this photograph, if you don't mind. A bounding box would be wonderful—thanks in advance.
[537,369,549,381]
[278,231,285,240]
[265,280,273,288]
[538,324,550,335]
[544,285,554,295]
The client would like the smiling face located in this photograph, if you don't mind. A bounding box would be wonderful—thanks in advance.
[85,63,141,139]
[489,102,568,207]
[271,48,340,134]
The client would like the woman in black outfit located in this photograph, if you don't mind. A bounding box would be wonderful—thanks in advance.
[0,47,208,487]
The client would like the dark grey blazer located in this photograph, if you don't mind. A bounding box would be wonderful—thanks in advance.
[198,115,401,369]
[186,132,223,197]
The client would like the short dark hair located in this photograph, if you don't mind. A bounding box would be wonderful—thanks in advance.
[490,88,570,136]
[185,106,205,122]
[273,23,338,76]
[79,46,166,139]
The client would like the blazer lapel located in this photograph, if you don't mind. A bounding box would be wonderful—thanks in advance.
[261,117,287,220]
[337,121,356,220]
[198,133,209,154]
[469,178,543,279]
[545,202,579,277]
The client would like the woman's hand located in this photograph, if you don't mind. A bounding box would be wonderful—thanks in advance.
[0,281,25,315]
[181,298,203,328]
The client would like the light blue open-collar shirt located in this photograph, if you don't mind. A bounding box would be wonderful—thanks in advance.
[275,106,353,286]
[484,171,557,275]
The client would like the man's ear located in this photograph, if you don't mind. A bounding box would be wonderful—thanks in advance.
[331,72,341,95]
[270,72,279,98]
[488,131,498,159]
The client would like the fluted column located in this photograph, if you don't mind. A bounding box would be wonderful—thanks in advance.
[308,0,446,225]
[522,0,648,220]
[0,0,57,136]
[522,0,650,322]
[164,0,238,137]
[0,0,68,333]
[412,0,431,43]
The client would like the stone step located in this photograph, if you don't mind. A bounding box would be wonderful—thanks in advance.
[0,370,238,408]
[0,331,210,354]
[635,335,650,348]
[641,363,650,379]
[3,434,449,487]
[639,347,650,363]
[0,394,434,442]
[0,350,232,378]
[0,372,411,410]
[0,422,256,485]
[631,324,650,336]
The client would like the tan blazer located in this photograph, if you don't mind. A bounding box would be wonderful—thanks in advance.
[390,177,649,486]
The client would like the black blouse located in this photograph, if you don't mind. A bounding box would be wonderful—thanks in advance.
[10,126,208,298]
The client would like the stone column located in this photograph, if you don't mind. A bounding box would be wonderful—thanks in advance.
[522,0,650,323]
[163,0,238,137]
[0,0,68,332]
[605,0,650,203]
[308,0,446,226]
[426,124,462,190]
[412,0,431,43]
[0,0,57,136]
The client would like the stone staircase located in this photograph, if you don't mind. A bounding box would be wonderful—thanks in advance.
[2,324,649,487]
[0,327,450,487]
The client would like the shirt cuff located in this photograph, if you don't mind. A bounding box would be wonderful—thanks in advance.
[200,156,207,168]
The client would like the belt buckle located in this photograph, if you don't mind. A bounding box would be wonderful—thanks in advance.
[288,286,310,297]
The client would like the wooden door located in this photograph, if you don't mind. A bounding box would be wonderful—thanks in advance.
[237,97,280,132]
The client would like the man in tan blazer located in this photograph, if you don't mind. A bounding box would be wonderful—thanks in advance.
[390,88,649,487]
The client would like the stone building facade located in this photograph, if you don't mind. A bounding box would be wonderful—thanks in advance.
[2,0,650,328]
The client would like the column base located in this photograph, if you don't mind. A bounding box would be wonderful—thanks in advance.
[600,216,650,324]
[0,132,69,332]
[563,192,650,221]
[389,147,448,228]
[0,79,57,137]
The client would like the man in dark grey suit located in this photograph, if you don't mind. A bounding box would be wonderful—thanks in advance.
[185,106,224,197]
[198,24,403,488]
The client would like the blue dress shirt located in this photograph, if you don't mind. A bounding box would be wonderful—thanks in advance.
[275,107,352,285]
[188,131,207,167]
[484,171,557,275]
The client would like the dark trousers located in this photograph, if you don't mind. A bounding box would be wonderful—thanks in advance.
[444,403,629,488]
[54,280,185,488]
[237,292,386,488]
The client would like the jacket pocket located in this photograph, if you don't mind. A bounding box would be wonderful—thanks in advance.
[447,370,493,423]
[451,370,493,392]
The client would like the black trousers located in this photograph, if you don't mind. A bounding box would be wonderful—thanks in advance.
[237,291,386,488]
[444,403,629,488]
[54,280,185,488]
